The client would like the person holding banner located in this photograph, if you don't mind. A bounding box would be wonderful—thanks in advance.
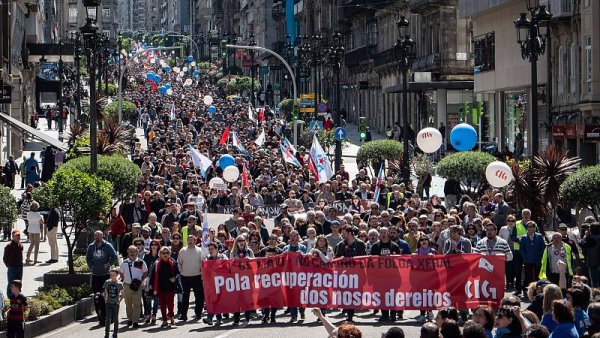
[283,230,307,322]
[229,235,254,325]
[334,225,367,322]
[203,242,228,326]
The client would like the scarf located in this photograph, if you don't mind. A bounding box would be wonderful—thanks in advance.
[153,257,174,291]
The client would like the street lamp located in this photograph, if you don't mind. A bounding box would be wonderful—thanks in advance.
[394,16,415,184]
[81,0,100,173]
[514,1,551,157]
[71,32,83,123]
[249,33,256,107]
[58,41,64,133]
[329,32,345,173]
[309,34,325,120]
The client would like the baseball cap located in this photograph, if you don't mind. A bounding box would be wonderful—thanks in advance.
[558,223,568,229]
[536,279,552,288]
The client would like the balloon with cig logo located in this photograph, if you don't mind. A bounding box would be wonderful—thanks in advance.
[416,127,443,154]
[485,161,513,188]
[203,95,213,105]
[450,123,477,152]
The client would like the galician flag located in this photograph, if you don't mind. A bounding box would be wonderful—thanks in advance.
[248,104,254,121]
[188,144,212,177]
[170,103,176,120]
[280,143,302,167]
[232,131,247,154]
[283,137,297,155]
[255,129,266,146]
[373,163,385,202]
[201,211,210,248]
[309,134,333,183]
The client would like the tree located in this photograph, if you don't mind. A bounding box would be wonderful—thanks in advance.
[560,165,600,218]
[59,155,141,204]
[99,83,118,96]
[299,129,349,163]
[0,186,17,233]
[357,139,404,170]
[278,98,300,115]
[34,168,113,274]
[104,100,136,120]
[436,151,496,197]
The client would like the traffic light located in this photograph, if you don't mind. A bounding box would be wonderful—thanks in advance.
[220,40,227,58]
[359,117,368,140]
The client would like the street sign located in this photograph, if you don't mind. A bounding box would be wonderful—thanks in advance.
[1,86,12,103]
[318,102,327,112]
[310,121,323,132]
[300,93,315,100]
[260,65,269,75]
[334,127,347,141]
[299,107,313,113]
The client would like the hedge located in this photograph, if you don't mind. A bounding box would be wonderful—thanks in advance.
[104,100,136,119]
[560,165,600,209]
[357,139,404,166]
[436,151,496,196]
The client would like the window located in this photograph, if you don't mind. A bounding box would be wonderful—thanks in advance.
[68,6,77,24]
[102,8,110,21]
[367,20,378,47]
[585,36,592,94]
[558,45,565,96]
[473,32,495,73]
[570,43,578,95]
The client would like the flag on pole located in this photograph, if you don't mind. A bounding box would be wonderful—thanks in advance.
[280,143,302,167]
[188,145,212,177]
[254,129,266,146]
[201,211,210,248]
[232,131,247,154]
[308,156,319,180]
[219,127,230,145]
[170,103,176,121]
[309,134,333,183]
[248,104,254,121]
[283,137,297,155]
[373,163,385,202]
[241,163,250,188]
[258,107,265,122]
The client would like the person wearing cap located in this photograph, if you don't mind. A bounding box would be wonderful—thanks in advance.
[178,202,201,226]
[181,215,202,244]
[540,232,573,287]
[526,279,552,319]
[519,221,546,292]
[120,223,143,259]
[579,222,600,287]
[558,223,581,274]
[274,204,293,228]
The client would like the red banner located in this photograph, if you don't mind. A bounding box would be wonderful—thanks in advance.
[202,253,505,313]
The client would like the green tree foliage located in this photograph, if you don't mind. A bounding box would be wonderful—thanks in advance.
[357,139,404,170]
[0,186,17,229]
[299,129,348,162]
[99,83,118,96]
[34,168,112,274]
[278,98,300,115]
[225,76,261,94]
[60,155,141,203]
[560,165,600,216]
[104,100,136,119]
[436,151,496,197]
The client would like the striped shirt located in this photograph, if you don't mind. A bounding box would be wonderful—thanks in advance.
[474,236,513,261]
[7,294,27,322]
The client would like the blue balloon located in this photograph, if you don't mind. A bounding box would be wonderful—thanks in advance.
[193,70,200,78]
[164,83,171,90]
[154,75,162,84]
[219,155,235,169]
[208,105,216,113]
[187,55,194,62]
[450,123,478,151]
[159,86,167,94]
[163,65,171,72]
[146,72,154,80]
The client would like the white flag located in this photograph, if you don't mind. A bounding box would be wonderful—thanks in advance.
[310,134,333,183]
[188,145,212,177]
[254,129,266,146]
[248,104,254,121]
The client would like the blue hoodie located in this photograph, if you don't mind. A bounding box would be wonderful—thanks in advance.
[549,322,578,338]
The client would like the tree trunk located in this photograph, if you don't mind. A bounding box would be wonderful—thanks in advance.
[61,216,75,275]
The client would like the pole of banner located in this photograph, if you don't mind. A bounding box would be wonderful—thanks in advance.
[226,44,298,148]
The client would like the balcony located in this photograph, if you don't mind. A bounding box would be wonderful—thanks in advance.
[373,48,396,68]
[412,53,441,72]
[272,0,285,20]
[410,0,453,14]
[550,0,574,20]
[345,45,371,67]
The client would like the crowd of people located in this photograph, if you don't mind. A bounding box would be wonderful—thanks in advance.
[5,47,600,338]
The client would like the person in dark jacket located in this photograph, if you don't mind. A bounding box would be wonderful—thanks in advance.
[148,245,179,328]
[41,147,55,182]
[3,229,23,296]
[122,195,148,227]
[335,225,367,322]
[579,222,600,288]
[519,221,546,290]
[45,206,60,263]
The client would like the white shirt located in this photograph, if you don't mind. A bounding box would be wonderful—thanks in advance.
[177,246,204,277]
[119,258,148,284]
[26,211,43,234]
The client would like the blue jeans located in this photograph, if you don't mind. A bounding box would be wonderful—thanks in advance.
[7,267,23,297]
[105,303,119,337]
[143,291,158,317]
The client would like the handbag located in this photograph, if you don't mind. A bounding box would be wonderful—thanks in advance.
[128,261,142,291]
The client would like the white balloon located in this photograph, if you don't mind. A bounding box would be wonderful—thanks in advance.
[173,67,180,73]
[416,127,443,153]
[166,88,173,95]
[209,177,225,189]
[485,161,514,188]
[183,67,188,72]
[191,61,196,67]
[149,58,155,64]
[203,95,213,105]
[223,166,240,182]
[184,79,192,86]
[176,76,183,82]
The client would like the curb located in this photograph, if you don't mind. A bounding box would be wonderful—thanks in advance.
[0,296,94,338]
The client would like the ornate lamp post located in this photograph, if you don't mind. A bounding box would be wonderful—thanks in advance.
[329,32,345,173]
[58,41,64,133]
[514,0,551,157]
[71,32,83,122]
[394,16,415,184]
[80,0,100,173]
[249,33,256,107]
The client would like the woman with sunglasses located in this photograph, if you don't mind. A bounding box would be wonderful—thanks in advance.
[465,224,480,247]
[142,239,161,324]
[169,233,184,319]
[494,306,523,338]
[148,246,179,328]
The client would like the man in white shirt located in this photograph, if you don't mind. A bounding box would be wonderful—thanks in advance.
[119,245,148,328]
[474,223,513,261]
[177,236,205,322]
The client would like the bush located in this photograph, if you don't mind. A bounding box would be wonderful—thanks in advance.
[560,165,600,210]
[36,286,73,311]
[60,155,141,201]
[0,186,17,230]
[357,139,404,168]
[99,83,118,96]
[278,98,300,115]
[66,133,91,160]
[104,100,136,120]
[56,255,89,273]
[437,151,496,197]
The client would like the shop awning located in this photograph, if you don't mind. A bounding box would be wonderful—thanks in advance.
[383,80,474,94]
[0,113,68,150]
